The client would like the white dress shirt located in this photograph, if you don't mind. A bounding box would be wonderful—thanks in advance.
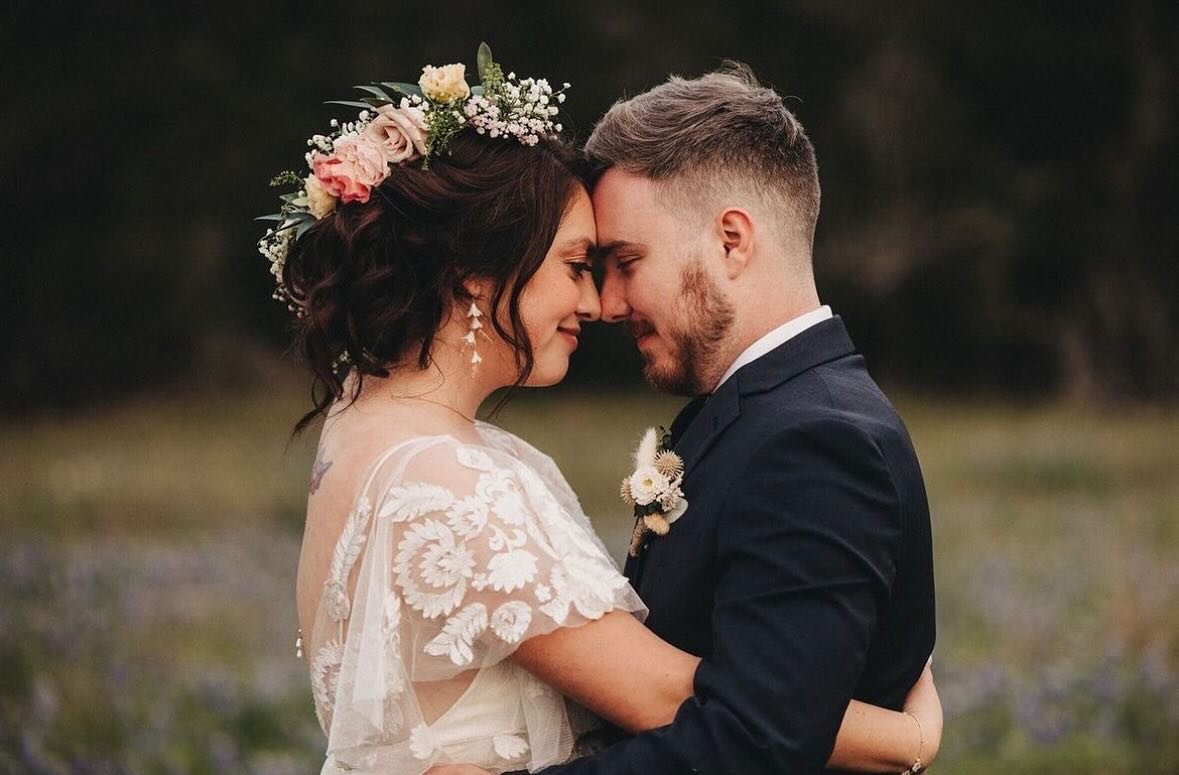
[713,305,833,392]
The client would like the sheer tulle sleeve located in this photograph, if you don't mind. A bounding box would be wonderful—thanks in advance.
[311,436,645,774]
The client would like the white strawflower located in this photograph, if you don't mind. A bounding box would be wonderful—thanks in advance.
[628,466,669,506]
[419,63,471,103]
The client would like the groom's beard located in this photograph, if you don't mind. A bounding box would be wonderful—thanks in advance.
[633,261,734,396]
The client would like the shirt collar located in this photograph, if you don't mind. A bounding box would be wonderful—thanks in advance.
[712,305,833,392]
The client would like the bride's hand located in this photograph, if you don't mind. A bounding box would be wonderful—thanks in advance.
[902,658,943,768]
[424,766,491,775]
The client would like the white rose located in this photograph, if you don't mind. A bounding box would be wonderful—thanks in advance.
[628,466,669,507]
[303,174,336,218]
[419,63,471,103]
[364,99,429,164]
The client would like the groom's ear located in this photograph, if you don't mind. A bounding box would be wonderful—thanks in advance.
[717,208,754,280]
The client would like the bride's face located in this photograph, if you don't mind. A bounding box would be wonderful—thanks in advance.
[517,186,601,386]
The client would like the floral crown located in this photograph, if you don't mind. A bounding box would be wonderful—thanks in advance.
[257,43,569,311]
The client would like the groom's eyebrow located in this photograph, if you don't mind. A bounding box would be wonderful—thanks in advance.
[598,240,647,259]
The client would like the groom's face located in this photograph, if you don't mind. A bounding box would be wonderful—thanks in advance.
[592,169,734,395]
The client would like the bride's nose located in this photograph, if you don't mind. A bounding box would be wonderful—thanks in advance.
[576,275,602,322]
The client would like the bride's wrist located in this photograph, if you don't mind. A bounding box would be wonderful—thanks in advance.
[899,710,924,774]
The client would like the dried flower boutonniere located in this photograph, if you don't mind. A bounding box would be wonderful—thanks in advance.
[621,427,688,557]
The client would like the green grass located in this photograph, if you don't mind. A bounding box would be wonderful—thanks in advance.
[2,375,1177,771]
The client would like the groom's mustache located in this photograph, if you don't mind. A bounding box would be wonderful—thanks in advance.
[626,320,657,340]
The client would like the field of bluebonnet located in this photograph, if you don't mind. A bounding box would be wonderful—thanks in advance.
[2,374,1177,773]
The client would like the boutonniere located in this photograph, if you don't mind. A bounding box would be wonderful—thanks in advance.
[621,427,689,557]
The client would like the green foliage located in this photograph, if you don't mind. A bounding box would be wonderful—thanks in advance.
[7,4,1177,408]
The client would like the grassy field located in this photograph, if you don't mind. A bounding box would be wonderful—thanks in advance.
[2,375,1177,773]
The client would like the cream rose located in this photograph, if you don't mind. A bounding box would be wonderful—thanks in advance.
[303,174,337,218]
[628,466,669,507]
[419,63,471,103]
[364,99,429,163]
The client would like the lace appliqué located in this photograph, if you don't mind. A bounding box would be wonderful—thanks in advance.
[386,444,627,667]
[326,497,372,622]
[311,640,345,731]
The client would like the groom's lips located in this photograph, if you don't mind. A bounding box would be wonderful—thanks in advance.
[628,322,658,348]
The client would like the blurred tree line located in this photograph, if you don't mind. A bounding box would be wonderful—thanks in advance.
[3,0,1176,411]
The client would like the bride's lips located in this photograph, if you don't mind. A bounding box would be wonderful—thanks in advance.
[558,327,580,350]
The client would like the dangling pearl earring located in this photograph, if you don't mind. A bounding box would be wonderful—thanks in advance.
[464,302,484,370]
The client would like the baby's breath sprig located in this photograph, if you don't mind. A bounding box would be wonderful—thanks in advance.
[269,171,302,188]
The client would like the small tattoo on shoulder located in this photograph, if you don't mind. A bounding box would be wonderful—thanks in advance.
[309,450,333,495]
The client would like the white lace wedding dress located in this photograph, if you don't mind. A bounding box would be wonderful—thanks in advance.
[305,422,646,774]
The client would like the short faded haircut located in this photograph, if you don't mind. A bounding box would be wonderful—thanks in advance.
[585,63,820,252]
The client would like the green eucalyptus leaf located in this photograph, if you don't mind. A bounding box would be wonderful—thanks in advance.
[296,219,316,239]
[355,84,391,101]
[255,214,285,222]
[477,42,493,84]
[361,96,393,108]
[324,100,374,110]
[280,192,299,203]
[380,82,422,97]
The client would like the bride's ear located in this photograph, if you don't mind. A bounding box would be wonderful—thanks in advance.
[460,278,493,309]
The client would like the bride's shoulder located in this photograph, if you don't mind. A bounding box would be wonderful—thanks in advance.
[474,422,563,474]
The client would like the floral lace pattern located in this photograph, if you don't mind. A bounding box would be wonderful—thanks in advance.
[305,430,645,774]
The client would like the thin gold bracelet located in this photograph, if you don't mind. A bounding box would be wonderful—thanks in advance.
[902,710,924,774]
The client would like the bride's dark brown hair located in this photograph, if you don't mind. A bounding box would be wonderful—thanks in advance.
[282,133,585,433]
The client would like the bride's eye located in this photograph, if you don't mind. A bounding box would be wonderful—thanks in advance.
[568,260,593,277]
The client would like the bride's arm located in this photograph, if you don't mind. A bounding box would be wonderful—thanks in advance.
[513,613,941,772]
[512,610,700,733]
[828,661,942,772]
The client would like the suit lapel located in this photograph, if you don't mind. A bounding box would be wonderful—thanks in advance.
[668,395,707,446]
[674,381,741,478]
[626,317,857,582]
[675,316,857,476]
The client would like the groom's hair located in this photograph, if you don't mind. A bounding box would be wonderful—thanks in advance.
[586,63,820,254]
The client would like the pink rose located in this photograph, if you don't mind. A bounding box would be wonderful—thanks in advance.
[311,135,388,204]
[365,99,429,164]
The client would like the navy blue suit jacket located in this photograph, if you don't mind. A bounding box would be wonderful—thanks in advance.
[541,316,936,774]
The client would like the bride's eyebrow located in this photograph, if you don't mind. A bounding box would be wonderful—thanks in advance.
[557,237,596,255]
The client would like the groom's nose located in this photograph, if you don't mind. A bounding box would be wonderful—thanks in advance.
[598,265,631,324]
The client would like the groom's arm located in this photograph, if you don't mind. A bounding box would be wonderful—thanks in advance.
[537,418,903,775]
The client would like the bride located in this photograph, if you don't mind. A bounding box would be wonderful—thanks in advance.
[262,46,941,774]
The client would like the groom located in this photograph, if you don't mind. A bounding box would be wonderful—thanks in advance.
[543,65,937,773]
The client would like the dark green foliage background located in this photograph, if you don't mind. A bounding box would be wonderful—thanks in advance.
[3,0,1176,408]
